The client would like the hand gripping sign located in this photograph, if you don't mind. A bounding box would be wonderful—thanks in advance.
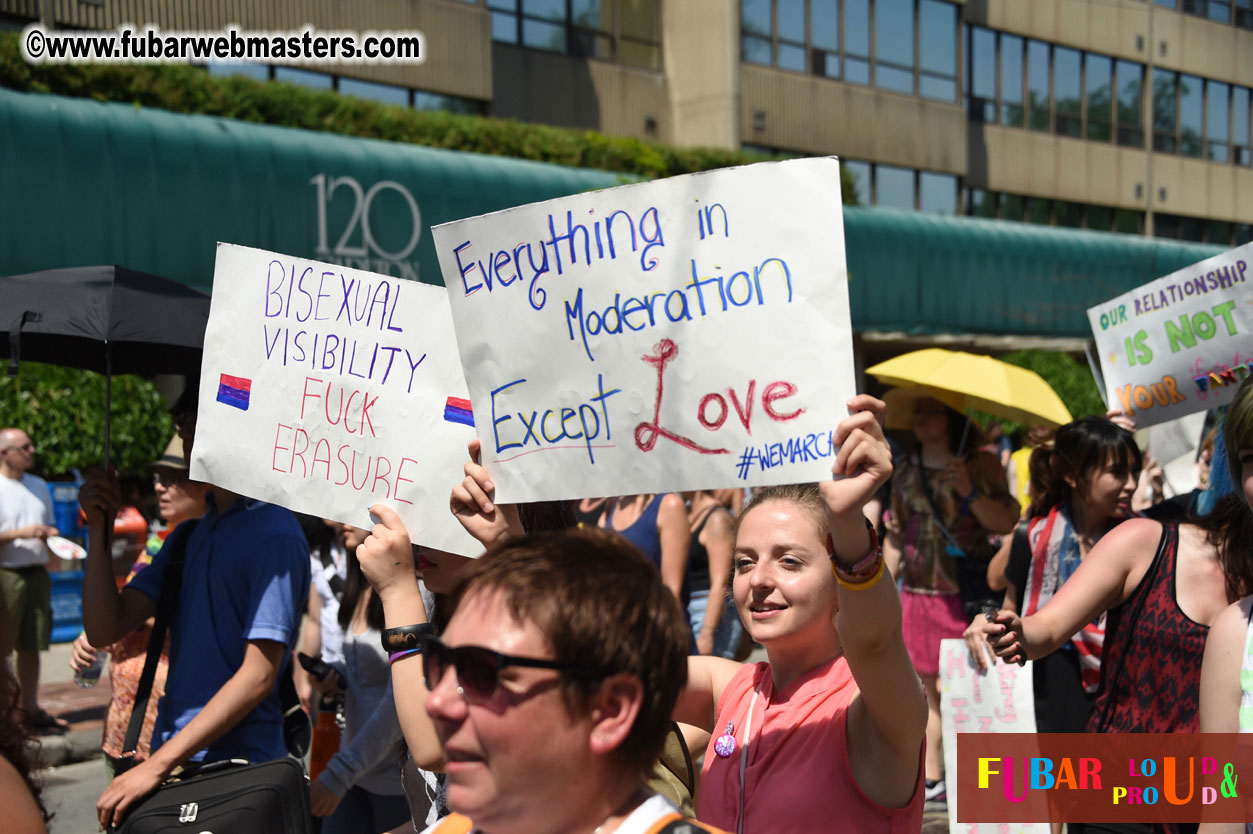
[430,158,857,502]
[191,243,480,556]
[1087,241,1253,428]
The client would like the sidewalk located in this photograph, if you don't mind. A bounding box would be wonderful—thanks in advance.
[27,640,109,769]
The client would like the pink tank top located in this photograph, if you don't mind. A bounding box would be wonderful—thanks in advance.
[697,658,923,834]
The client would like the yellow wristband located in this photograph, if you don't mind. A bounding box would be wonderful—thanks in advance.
[835,559,886,591]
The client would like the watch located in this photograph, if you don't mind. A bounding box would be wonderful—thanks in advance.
[381,622,436,653]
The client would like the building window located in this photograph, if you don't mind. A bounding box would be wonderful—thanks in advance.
[967,188,999,218]
[1054,47,1081,137]
[492,0,660,69]
[1115,60,1144,147]
[845,0,871,83]
[1152,69,1177,152]
[1179,73,1204,156]
[918,0,957,101]
[919,172,958,213]
[1207,80,1230,162]
[812,0,839,78]
[1149,0,1253,32]
[876,164,916,209]
[963,188,1151,235]
[777,0,806,72]
[967,29,1149,148]
[846,163,959,212]
[843,159,871,204]
[1000,34,1024,127]
[1235,86,1251,165]
[875,0,915,94]
[967,26,996,122]
[1027,40,1050,132]
[1086,54,1113,141]
[1151,70,1251,165]
[742,0,772,65]
[1087,205,1113,231]
[738,0,957,100]
[274,67,333,90]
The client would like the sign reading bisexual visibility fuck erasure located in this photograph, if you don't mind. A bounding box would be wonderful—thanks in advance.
[430,158,856,502]
[191,243,481,556]
[1087,241,1253,428]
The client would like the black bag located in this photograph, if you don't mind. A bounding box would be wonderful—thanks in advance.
[111,521,313,834]
[112,758,311,834]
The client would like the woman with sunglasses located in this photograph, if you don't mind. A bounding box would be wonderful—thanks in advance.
[364,518,727,832]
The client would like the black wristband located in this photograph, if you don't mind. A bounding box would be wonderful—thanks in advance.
[381,623,436,653]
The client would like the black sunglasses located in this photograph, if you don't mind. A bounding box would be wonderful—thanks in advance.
[419,634,605,702]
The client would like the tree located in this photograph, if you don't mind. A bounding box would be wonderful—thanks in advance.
[0,363,173,477]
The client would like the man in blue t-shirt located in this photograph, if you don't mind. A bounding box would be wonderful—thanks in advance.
[79,399,310,830]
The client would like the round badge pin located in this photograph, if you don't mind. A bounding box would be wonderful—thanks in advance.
[713,722,737,758]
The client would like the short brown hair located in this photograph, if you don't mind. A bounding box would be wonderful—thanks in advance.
[452,528,688,777]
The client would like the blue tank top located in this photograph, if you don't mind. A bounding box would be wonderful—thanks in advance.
[606,495,666,569]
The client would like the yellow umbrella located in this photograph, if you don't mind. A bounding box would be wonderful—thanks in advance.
[868,348,1072,431]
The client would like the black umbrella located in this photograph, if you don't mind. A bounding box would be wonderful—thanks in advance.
[0,265,210,465]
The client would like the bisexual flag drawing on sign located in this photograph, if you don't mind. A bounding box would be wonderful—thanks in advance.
[444,397,474,427]
[217,374,252,411]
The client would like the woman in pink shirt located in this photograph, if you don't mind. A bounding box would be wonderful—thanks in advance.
[674,396,926,834]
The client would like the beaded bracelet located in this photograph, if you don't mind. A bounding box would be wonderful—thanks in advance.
[835,559,886,591]
[831,519,883,581]
[388,648,422,666]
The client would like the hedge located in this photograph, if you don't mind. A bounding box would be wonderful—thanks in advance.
[0,363,173,477]
[0,32,860,202]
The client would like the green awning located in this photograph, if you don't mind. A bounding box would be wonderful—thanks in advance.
[0,88,1226,341]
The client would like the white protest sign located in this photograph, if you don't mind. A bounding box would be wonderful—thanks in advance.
[430,158,855,501]
[939,638,1046,834]
[1087,242,1253,428]
[191,243,481,556]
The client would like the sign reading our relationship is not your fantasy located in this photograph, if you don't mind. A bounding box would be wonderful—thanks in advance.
[190,243,481,556]
[430,158,857,501]
[1087,240,1252,428]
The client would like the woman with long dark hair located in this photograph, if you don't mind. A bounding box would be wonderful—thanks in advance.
[309,524,410,834]
[966,417,1141,736]
[987,383,1253,834]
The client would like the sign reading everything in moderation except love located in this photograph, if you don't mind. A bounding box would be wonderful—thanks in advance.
[190,242,481,556]
[1087,241,1252,428]
[430,158,858,502]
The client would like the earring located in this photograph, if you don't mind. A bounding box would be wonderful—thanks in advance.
[456,686,465,696]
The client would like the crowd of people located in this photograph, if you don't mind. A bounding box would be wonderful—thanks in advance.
[0,369,1251,834]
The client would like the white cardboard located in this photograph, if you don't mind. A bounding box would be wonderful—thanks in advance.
[939,638,1047,834]
[190,243,481,556]
[1086,242,1253,428]
[431,158,857,502]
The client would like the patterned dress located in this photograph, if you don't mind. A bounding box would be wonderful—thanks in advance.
[1088,523,1207,734]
